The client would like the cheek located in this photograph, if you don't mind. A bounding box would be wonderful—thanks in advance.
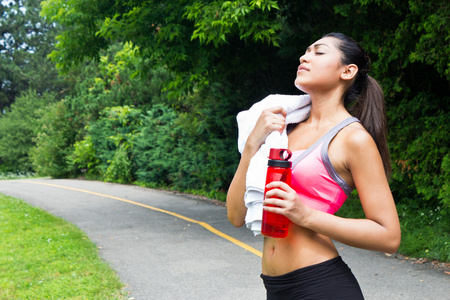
[315,61,342,81]
[318,60,339,72]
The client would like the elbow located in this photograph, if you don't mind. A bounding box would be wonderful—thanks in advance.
[227,212,245,228]
[226,192,246,228]
[383,231,401,254]
[226,203,246,227]
[389,235,401,254]
[383,241,400,254]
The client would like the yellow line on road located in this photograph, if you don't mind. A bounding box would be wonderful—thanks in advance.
[21,180,262,257]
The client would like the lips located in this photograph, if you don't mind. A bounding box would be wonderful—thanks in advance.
[297,65,309,72]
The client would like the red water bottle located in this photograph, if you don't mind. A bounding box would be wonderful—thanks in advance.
[261,148,292,238]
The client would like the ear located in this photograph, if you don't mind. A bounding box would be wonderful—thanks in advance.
[340,64,358,81]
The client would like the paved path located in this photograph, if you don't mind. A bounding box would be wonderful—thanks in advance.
[0,178,448,300]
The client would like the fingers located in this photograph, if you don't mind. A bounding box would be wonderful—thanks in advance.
[263,195,291,218]
[259,107,286,131]
[265,106,287,117]
[264,182,293,205]
[265,181,293,193]
[265,190,288,202]
[264,106,288,129]
[246,106,287,149]
[263,181,296,211]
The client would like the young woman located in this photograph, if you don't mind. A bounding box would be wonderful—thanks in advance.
[227,33,401,299]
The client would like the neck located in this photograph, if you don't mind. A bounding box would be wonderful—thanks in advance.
[306,88,350,128]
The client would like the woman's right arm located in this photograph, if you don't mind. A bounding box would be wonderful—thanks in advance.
[226,106,287,227]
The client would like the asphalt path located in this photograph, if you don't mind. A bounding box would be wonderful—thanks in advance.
[0,178,448,300]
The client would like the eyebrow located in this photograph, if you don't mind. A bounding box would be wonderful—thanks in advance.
[306,43,330,52]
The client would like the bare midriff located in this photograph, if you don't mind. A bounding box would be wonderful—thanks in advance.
[262,223,339,276]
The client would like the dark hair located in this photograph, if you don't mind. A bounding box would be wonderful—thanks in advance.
[323,32,391,177]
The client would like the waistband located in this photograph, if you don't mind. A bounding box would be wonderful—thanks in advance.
[261,256,344,282]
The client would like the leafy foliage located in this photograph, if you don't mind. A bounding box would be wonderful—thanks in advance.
[388,92,449,207]
[31,101,76,178]
[72,105,142,182]
[185,0,281,47]
[0,0,66,111]
[133,102,238,193]
[39,0,111,72]
[132,105,179,187]
[68,136,101,179]
[105,143,133,184]
[440,154,450,207]
[40,0,287,98]
[0,90,54,172]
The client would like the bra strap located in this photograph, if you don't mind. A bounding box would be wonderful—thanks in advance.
[291,117,359,169]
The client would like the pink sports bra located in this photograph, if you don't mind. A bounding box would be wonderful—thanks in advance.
[289,117,359,214]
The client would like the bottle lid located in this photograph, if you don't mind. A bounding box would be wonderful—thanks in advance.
[268,148,292,160]
[268,148,292,168]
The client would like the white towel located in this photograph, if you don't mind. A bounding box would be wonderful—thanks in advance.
[236,94,311,235]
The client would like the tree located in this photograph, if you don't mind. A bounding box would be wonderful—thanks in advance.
[0,90,55,172]
[40,0,282,98]
[0,0,66,112]
[31,100,76,178]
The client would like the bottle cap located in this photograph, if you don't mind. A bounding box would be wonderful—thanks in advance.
[268,148,292,160]
[268,148,292,168]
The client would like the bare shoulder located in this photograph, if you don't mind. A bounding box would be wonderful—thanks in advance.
[328,121,380,186]
[340,122,377,153]
[337,122,385,179]
[332,121,382,172]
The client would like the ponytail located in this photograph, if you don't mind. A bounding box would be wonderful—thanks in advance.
[350,76,391,178]
[323,32,391,178]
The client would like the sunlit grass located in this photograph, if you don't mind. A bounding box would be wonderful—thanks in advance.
[0,194,126,299]
[0,171,38,180]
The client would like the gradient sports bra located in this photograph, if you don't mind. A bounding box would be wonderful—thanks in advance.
[289,117,360,214]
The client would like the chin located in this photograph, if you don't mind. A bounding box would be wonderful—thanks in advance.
[294,80,308,93]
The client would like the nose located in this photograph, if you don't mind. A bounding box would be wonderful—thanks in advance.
[299,53,308,64]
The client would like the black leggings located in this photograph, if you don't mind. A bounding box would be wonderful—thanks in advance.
[261,256,364,300]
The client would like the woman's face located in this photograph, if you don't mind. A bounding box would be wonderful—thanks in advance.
[294,37,346,94]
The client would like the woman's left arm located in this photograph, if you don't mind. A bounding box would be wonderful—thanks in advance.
[264,131,401,253]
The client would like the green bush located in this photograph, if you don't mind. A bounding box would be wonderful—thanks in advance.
[31,101,76,178]
[105,144,133,184]
[0,90,55,172]
[132,100,238,196]
[64,44,170,129]
[132,104,179,187]
[67,136,101,179]
[69,105,141,182]
[388,92,449,225]
[440,154,450,207]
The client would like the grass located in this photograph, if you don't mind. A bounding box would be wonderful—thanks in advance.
[397,204,450,262]
[0,171,38,180]
[337,194,450,262]
[0,194,126,299]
